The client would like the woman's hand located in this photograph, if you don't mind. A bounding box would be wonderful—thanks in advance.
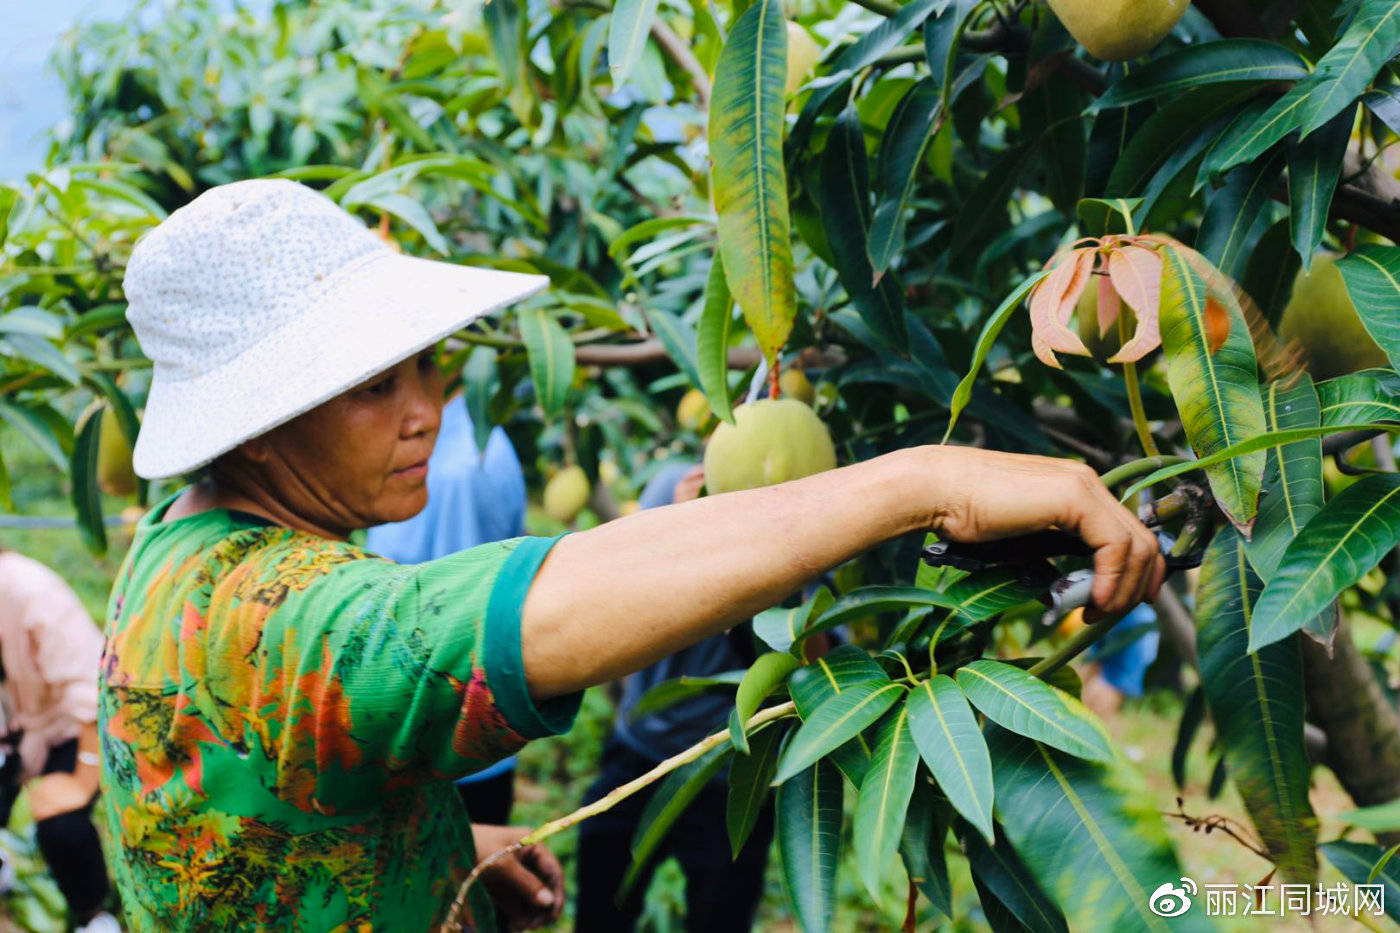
[470,824,565,931]
[919,446,1166,615]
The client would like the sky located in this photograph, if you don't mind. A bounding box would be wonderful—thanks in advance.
[0,0,138,181]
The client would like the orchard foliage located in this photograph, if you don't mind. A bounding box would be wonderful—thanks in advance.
[4,0,1400,928]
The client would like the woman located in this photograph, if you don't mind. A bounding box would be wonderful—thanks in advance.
[0,549,115,932]
[100,179,1165,931]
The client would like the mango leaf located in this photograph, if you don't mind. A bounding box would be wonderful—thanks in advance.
[961,819,1068,933]
[620,744,732,900]
[776,759,843,933]
[697,257,737,425]
[906,675,994,843]
[1,334,81,387]
[1251,473,1400,652]
[1020,68,1087,218]
[645,308,703,391]
[1119,420,1400,502]
[1320,841,1400,922]
[949,143,1035,261]
[1337,797,1400,833]
[818,108,907,349]
[801,585,962,644]
[518,306,574,419]
[773,679,905,785]
[1242,219,1302,327]
[786,644,886,783]
[955,660,1113,763]
[943,271,1049,440]
[1106,87,1254,196]
[1211,0,1400,174]
[1195,149,1285,278]
[853,704,919,901]
[1094,39,1309,108]
[462,346,500,458]
[710,0,794,368]
[1197,528,1318,883]
[607,0,661,88]
[1171,686,1207,790]
[727,721,787,858]
[70,403,106,555]
[1365,84,1400,135]
[1317,367,1400,427]
[1287,107,1353,268]
[1246,376,1325,580]
[938,565,1049,622]
[730,651,801,753]
[868,79,942,277]
[754,586,833,655]
[1158,246,1266,533]
[0,400,72,472]
[988,727,1208,931]
[630,672,745,719]
[1336,246,1400,372]
[899,781,953,919]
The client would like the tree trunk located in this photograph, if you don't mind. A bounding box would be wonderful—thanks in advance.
[1301,621,1400,848]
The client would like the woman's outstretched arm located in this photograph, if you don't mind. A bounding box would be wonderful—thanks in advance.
[521,445,1165,699]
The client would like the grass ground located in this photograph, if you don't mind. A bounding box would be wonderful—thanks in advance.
[0,430,1391,931]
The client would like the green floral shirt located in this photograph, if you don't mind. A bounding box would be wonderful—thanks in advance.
[97,491,579,931]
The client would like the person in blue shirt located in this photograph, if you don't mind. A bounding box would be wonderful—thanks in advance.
[573,459,774,932]
[366,393,526,824]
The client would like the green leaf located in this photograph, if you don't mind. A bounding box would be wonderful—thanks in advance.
[1020,68,1087,217]
[1158,246,1266,532]
[773,678,904,785]
[868,79,943,276]
[776,759,843,933]
[0,445,9,512]
[787,645,883,784]
[1196,149,1285,278]
[1242,219,1302,327]
[1119,419,1400,502]
[361,193,449,254]
[697,257,737,425]
[899,781,953,919]
[1337,797,1400,833]
[1365,84,1400,135]
[645,308,703,391]
[1246,376,1325,580]
[1094,39,1309,109]
[1336,246,1400,372]
[1320,841,1400,922]
[1,334,81,387]
[630,672,746,719]
[818,108,907,350]
[727,722,787,858]
[1251,473,1400,651]
[949,143,1035,261]
[753,587,832,655]
[961,820,1068,933]
[620,744,732,900]
[938,565,1049,622]
[956,660,1113,763]
[853,705,919,901]
[1106,87,1254,196]
[1170,686,1206,790]
[1317,367,1400,427]
[730,651,801,753]
[801,585,962,644]
[608,0,661,88]
[710,0,794,368]
[987,727,1207,932]
[906,675,994,843]
[1287,107,1353,267]
[462,346,500,457]
[1076,198,1142,238]
[943,273,1049,442]
[70,403,106,556]
[1197,528,1317,883]
[1211,0,1400,175]
[518,307,574,419]
[0,400,72,472]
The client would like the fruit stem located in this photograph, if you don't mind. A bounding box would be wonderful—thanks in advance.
[1118,313,1160,458]
[769,364,780,400]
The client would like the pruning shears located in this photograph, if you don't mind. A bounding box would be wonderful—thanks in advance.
[920,484,1214,615]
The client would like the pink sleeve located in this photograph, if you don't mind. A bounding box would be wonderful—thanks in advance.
[24,572,104,725]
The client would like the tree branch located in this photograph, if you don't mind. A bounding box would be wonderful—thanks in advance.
[650,18,711,109]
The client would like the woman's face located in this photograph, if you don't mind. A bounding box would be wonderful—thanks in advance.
[247,346,445,530]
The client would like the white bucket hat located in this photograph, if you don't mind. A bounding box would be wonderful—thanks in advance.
[123,178,548,480]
